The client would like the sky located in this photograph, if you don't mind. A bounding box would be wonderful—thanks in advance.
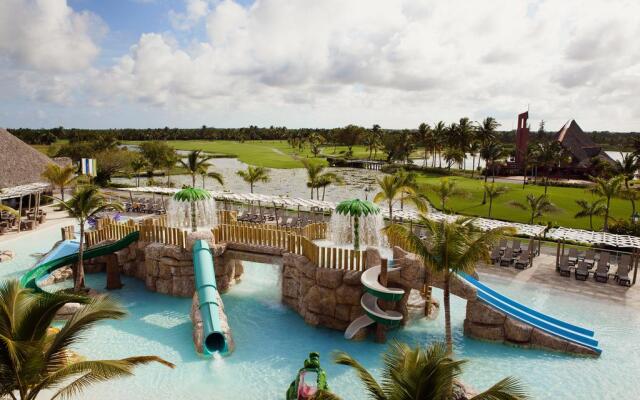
[1,0,639,131]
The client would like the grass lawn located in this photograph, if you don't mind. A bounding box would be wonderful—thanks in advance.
[417,175,632,231]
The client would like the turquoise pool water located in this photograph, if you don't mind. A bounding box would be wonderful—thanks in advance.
[1,224,638,399]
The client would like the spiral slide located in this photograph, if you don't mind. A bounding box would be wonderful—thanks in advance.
[344,265,405,339]
[460,273,601,354]
[20,232,140,291]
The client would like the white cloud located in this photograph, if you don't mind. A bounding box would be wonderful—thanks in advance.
[169,0,211,30]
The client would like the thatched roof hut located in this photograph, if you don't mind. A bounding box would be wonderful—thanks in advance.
[554,120,615,168]
[0,128,57,189]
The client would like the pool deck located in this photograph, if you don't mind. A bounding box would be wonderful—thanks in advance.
[477,247,640,308]
[0,205,75,244]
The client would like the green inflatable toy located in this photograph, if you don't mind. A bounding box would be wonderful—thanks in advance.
[286,352,329,400]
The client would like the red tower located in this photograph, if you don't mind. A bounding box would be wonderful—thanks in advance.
[515,111,529,167]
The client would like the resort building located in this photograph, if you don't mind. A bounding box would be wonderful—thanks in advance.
[554,119,615,170]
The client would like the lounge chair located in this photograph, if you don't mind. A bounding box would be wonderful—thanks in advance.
[575,261,589,281]
[512,240,522,255]
[498,239,507,254]
[594,254,610,283]
[567,248,579,266]
[490,246,502,264]
[514,250,531,269]
[558,255,571,277]
[500,248,514,267]
[615,254,632,287]
[582,249,596,268]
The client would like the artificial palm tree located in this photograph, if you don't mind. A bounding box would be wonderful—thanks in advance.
[179,150,220,187]
[0,280,174,400]
[384,218,513,353]
[574,199,606,231]
[484,183,508,218]
[335,199,380,251]
[41,163,76,202]
[331,341,528,400]
[509,193,558,224]
[428,178,464,213]
[173,187,212,232]
[614,153,638,219]
[236,166,270,193]
[129,157,147,187]
[54,186,124,291]
[590,175,625,231]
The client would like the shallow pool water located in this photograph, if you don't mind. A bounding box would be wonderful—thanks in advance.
[1,224,639,399]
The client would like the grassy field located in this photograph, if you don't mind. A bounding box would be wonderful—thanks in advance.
[417,174,631,230]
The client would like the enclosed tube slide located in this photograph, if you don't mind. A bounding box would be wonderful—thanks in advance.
[192,240,229,355]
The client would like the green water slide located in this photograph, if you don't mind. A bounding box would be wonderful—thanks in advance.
[20,231,140,291]
[192,239,229,355]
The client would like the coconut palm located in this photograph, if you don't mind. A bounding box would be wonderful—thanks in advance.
[590,175,625,231]
[416,122,432,166]
[41,163,76,202]
[384,218,514,353]
[163,150,180,186]
[614,153,638,219]
[535,141,569,194]
[469,141,480,178]
[476,117,500,148]
[484,183,508,218]
[443,148,465,171]
[302,160,343,200]
[129,157,147,187]
[574,199,607,231]
[428,178,464,213]
[331,341,528,400]
[432,121,447,167]
[0,280,174,400]
[509,193,559,224]
[173,187,212,232]
[365,124,382,160]
[316,174,345,201]
[53,186,124,291]
[393,169,419,210]
[236,166,270,193]
[179,150,221,187]
[373,175,426,221]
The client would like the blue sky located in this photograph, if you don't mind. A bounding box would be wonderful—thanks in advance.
[1,0,639,131]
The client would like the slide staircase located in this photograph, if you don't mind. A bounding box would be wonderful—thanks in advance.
[460,273,601,354]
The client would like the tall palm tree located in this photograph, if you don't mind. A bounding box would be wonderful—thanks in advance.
[129,157,147,187]
[574,199,607,231]
[484,183,508,218]
[535,141,569,195]
[416,122,431,166]
[41,163,76,202]
[373,175,426,220]
[0,280,174,400]
[432,121,447,168]
[614,153,638,219]
[331,341,528,400]
[316,173,344,201]
[393,169,419,210]
[476,117,500,148]
[179,150,217,187]
[479,142,504,204]
[365,124,382,160]
[590,175,625,231]
[163,151,179,186]
[302,160,343,200]
[428,178,463,212]
[469,141,480,178]
[54,186,124,291]
[236,166,270,193]
[443,148,465,171]
[509,193,558,224]
[456,117,476,170]
[385,218,513,353]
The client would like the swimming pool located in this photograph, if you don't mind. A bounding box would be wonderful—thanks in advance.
[1,224,638,399]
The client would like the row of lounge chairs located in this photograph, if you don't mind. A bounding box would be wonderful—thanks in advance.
[489,239,534,269]
[236,213,316,228]
[124,200,166,215]
[558,251,631,286]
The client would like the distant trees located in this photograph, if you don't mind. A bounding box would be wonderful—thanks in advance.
[139,141,176,179]
[337,125,365,158]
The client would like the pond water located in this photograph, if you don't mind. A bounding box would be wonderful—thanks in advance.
[1,224,639,399]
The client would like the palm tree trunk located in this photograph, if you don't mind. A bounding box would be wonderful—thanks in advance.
[482,173,488,204]
[322,186,327,201]
[310,187,314,200]
[61,186,65,202]
[604,197,611,232]
[353,215,360,251]
[626,180,636,218]
[589,214,593,231]
[488,198,493,217]
[444,271,452,354]
[75,223,86,291]
[250,182,254,193]
[192,174,196,187]
[190,201,197,232]
[471,155,475,178]
[388,202,393,221]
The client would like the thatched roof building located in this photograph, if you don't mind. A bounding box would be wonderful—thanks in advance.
[0,128,57,189]
[554,120,614,168]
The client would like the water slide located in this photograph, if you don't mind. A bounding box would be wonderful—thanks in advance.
[20,232,140,291]
[459,273,601,354]
[192,240,229,355]
[344,265,405,339]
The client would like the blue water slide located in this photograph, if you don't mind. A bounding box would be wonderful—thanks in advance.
[38,240,81,267]
[460,273,601,354]
[192,240,229,355]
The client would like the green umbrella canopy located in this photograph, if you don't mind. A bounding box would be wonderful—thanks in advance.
[335,199,380,217]
[173,187,212,202]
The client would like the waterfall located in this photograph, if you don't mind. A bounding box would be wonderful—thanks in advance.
[167,197,218,230]
[329,212,387,248]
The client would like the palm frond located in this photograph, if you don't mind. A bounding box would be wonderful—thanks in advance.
[333,351,386,400]
[470,376,529,400]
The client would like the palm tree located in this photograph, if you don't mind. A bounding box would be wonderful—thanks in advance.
[614,153,638,219]
[316,173,344,201]
[384,218,513,353]
[302,160,343,200]
[432,121,447,168]
[332,341,528,400]
[455,117,476,170]
[163,150,179,186]
[469,141,480,178]
[443,148,465,171]
[373,175,426,220]
[393,169,419,210]
[509,193,558,224]
[236,166,270,193]
[0,280,174,400]
[179,150,217,187]
[54,186,124,291]
[535,141,569,194]
[574,199,607,231]
[484,183,508,218]
[428,178,463,212]
[41,163,76,202]
[591,175,625,231]
[476,117,500,148]
[479,142,504,204]
[416,122,431,166]
[365,124,382,159]
[129,157,147,187]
